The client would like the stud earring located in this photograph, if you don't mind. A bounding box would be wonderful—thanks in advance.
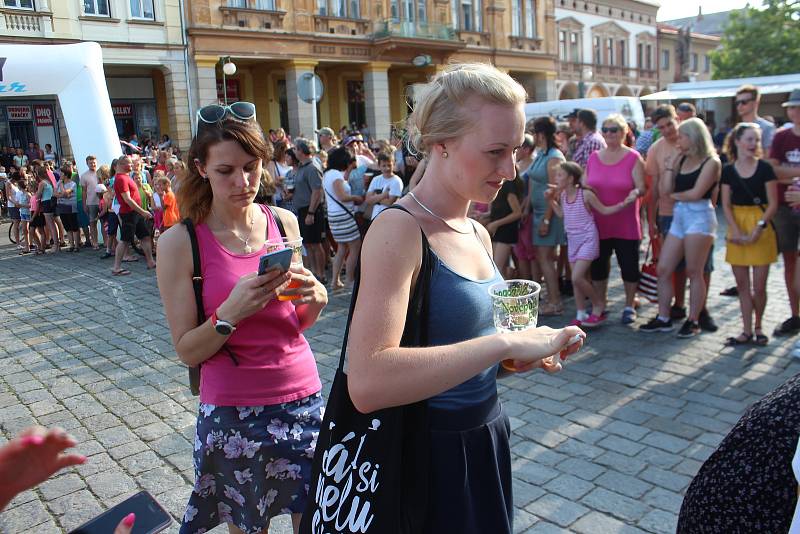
[442,151,448,159]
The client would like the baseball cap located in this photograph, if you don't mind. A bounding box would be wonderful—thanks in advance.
[95,184,108,194]
[344,134,363,146]
[318,127,335,137]
[565,109,580,119]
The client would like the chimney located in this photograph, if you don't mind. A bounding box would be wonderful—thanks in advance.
[697,6,703,20]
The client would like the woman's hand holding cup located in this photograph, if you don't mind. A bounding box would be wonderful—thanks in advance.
[218,269,291,324]
[504,325,586,373]
[280,265,328,307]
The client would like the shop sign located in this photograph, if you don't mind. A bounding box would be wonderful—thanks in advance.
[112,103,133,118]
[34,105,53,126]
[7,105,31,121]
[216,79,240,102]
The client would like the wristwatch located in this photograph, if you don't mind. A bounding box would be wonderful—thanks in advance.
[210,311,236,336]
[543,218,551,225]
[757,219,767,229]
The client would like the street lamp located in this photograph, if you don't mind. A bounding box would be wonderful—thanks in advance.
[220,56,237,105]
[578,66,593,99]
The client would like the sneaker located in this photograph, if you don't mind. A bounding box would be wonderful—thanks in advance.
[670,306,687,320]
[640,317,673,333]
[677,320,701,338]
[773,316,800,337]
[698,309,718,332]
[568,318,583,327]
[622,308,637,325]
[582,314,606,329]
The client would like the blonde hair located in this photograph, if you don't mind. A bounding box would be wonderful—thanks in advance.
[407,63,527,155]
[602,113,628,131]
[96,164,111,183]
[678,118,716,159]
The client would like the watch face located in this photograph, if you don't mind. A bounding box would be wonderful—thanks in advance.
[215,323,233,335]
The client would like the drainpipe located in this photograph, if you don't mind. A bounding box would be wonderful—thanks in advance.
[178,0,195,137]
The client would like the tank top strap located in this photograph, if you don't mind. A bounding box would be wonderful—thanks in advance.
[258,203,281,241]
[469,219,496,266]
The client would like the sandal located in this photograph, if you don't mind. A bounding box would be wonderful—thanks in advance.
[540,302,564,316]
[724,333,752,346]
[753,330,769,346]
[111,269,131,276]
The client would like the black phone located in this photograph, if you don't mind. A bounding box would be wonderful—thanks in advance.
[67,491,171,534]
[258,247,293,276]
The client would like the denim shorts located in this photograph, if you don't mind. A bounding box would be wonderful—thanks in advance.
[658,213,715,273]
[669,200,717,239]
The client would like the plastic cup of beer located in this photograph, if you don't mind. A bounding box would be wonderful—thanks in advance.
[488,279,541,372]
[266,237,304,301]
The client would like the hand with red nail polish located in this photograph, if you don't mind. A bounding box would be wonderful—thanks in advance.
[113,512,136,534]
[0,426,87,512]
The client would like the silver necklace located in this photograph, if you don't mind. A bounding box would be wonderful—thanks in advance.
[408,191,472,234]
[214,205,256,253]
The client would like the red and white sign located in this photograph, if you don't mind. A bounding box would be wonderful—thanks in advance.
[112,103,133,118]
[34,105,53,126]
[7,105,32,121]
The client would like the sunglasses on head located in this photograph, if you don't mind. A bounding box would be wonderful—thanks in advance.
[601,126,621,134]
[735,98,754,106]
[196,102,257,128]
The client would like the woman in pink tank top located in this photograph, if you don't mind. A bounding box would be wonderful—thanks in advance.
[585,114,646,326]
[157,105,328,534]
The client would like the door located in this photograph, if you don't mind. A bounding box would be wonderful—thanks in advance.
[9,121,35,149]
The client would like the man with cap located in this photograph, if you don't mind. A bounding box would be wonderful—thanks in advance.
[565,109,581,158]
[676,102,697,122]
[345,134,376,168]
[768,88,800,337]
[318,127,337,153]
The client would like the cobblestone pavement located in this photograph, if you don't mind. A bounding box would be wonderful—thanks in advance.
[1,219,799,534]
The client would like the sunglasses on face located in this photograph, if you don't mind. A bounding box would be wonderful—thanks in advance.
[601,126,621,134]
[735,98,754,106]
[196,102,257,128]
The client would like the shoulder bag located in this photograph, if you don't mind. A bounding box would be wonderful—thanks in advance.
[183,204,286,396]
[300,204,432,534]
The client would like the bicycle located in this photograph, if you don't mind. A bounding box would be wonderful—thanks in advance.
[6,220,16,244]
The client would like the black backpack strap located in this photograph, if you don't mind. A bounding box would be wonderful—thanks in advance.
[266,204,287,238]
[183,217,205,325]
[337,204,432,371]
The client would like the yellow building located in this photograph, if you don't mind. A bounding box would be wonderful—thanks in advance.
[186,0,560,140]
[0,0,191,156]
[657,24,719,90]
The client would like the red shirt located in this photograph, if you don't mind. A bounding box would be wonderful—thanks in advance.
[154,164,168,174]
[769,128,800,205]
[113,173,141,215]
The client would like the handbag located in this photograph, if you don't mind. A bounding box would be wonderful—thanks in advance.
[183,204,286,396]
[300,205,432,534]
[638,238,659,304]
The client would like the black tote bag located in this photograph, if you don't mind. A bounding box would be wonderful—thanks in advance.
[301,205,432,534]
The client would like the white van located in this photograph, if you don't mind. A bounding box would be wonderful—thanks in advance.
[524,96,646,131]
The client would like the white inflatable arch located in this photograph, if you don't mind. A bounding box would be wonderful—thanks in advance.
[0,42,119,174]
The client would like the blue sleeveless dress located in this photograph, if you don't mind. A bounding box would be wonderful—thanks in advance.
[422,237,513,534]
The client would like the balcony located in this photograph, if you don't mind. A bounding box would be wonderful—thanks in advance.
[637,68,658,83]
[557,61,632,85]
[458,29,491,46]
[372,20,458,42]
[219,1,286,30]
[508,35,544,52]
[0,8,53,37]
[313,15,370,36]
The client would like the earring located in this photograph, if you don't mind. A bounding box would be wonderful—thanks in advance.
[442,151,448,159]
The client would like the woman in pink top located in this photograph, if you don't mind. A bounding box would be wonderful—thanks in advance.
[157,103,327,534]
[585,114,646,325]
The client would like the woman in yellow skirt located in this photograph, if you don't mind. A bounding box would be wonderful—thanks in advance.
[721,122,779,346]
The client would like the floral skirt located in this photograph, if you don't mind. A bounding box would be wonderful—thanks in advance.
[180,392,324,534]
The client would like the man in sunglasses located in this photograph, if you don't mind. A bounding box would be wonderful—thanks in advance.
[735,85,775,151]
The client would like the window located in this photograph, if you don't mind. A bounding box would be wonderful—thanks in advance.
[512,0,535,38]
[570,32,579,62]
[319,0,359,17]
[452,0,482,31]
[4,0,34,8]
[593,36,601,64]
[129,0,154,19]
[606,37,614,65]
[524,0,535,38]
[703,54,710,73]
[691,52,698,72]
[637,43,643,69]
[84,0,110,15]
[661,49,670,70]
[558,30,566,59]
[254,0,276,8]
[512,0,521,36]
[645,44,652,70]
[417,0,426,22]
[390,0,398,20]
[617,39,626,66]
[401,0,413,20]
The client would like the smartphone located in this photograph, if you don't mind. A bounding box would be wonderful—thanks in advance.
[67,491,171,534]
[258,247,293,276]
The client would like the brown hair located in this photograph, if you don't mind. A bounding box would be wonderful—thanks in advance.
[377,152,394,165]
[723,122,763,161]
[736,84,759,100]
[178,118,272,223]
[560,161,584,188]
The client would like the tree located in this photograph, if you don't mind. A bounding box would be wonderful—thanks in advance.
[711,0,800,79]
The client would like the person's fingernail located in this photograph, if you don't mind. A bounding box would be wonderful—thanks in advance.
[77,455,88,464]
[21,435,45,446]
[123,513,136,527]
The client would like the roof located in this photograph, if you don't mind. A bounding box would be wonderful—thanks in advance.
[657,23,721,41]
[661,10,732,36]
[641,72,800,101]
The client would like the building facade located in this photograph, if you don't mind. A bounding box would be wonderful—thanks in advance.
[657,24,719,90]
[0,0,191,157]
[554,0,659,100]
[186,0,560,140]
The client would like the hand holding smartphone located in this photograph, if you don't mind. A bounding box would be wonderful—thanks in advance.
[67,491,171,534]
[258,247,293,276]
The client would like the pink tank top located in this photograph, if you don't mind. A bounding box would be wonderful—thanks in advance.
[585,150,642,240]
[561,188,596,237]
[196,204,321,406]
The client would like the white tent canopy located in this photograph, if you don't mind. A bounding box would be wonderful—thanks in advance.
[0,42,119,174]
[641,72,800,101]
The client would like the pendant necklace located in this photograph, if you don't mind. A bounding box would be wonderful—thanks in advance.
[215,205,256,253]
[407,191,472,234]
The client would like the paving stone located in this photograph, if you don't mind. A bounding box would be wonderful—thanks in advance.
[594,471,653,499]
[94,426,139,449]
[108,439,150,461]
[603,420,650,441]
[642,487,685,514]
[557,457,607,481]
[581,487,651,522]
[525,493,589,527]
[47,489,104,531]
[596,434,646,456]
[85,469,138,500]
[638,508,676,534]
[572,511,649,534]
[513,509,539,533]
[594,451,647,476]
[39,473,85,501]
[512,458,560,486]
[120,450,164,475]
[640,431,692,454]
[512,478,547,507]
[639,466,692,493]
[543,473,595,500]
[0,499,52,530]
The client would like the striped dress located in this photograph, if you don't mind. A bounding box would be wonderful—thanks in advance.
[561,188,600,263]
[322,169,361,243]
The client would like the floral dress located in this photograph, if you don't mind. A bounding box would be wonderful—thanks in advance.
[181,393,324,534]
